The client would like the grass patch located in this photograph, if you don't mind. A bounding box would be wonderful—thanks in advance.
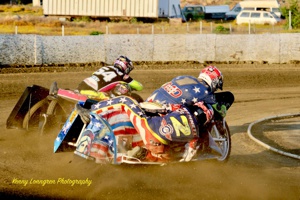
[0,4,43,16]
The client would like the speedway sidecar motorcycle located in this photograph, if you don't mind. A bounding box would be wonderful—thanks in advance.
[53,92,234,165]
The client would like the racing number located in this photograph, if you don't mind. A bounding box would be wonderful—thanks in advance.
[162,82,182,98]
[170,116,191,137]
[94,67,117,82]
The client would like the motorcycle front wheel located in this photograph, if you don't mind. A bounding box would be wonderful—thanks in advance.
[210,120,231,162]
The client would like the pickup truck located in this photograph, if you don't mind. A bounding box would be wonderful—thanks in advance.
[182,4,230,21]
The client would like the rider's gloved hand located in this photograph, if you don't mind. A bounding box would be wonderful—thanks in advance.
[128,79,143,91]
[180,145,199,162]
[75,104,91,124]
[113,83,131,96]
[212,103,227,118]
[194,101,214,124]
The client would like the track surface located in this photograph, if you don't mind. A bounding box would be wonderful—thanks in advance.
[0,64,299,199]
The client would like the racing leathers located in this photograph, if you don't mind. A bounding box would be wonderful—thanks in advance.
[146,75,216,105]
[77,66,143,100]
[145,75,224,161]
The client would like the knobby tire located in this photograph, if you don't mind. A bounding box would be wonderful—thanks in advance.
[22,99,48,130]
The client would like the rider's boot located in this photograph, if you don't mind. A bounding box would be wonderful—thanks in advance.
[144,151,170,162]
[180,137,200,162]
[49,81,58,96]
[127,146,148,160]
[128,146,170,162]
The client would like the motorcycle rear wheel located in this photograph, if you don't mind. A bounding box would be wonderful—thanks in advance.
[22,99,48,130]
[39,98,70,134]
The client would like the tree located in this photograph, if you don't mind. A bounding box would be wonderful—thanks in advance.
[281,0,300,29]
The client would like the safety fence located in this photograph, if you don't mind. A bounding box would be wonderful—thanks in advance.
[3,20,292,36]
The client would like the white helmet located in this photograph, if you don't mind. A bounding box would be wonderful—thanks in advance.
[198,66,223,92]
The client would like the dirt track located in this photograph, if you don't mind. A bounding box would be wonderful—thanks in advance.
[0,64,300,200]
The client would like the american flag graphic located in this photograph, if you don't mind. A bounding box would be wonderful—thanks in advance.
[75,115,116,163]
[74,96,156,163]
[91,96,165,146]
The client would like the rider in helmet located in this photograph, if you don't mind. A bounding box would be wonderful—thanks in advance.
[147,65,223,104]
[145,66,226,161]
[75,66,226,163]
[198,66,226,118]
[76,55,143,100]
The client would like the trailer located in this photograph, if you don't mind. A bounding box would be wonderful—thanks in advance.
[43,0,182,20]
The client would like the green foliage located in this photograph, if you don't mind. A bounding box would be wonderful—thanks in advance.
[281,0,300,29]
[10,6,24,12]
[193,16,205,22]
[90,31,104,35]
[81,16,92,22]
[0,5,43,15]
[214,25,230,34]
[130,17,138,23]
[73,16,92,22]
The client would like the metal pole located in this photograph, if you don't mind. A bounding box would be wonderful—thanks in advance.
[210,22,213,33]
[289,10,292,30]
[248,21,251,34]
[62,25,64,36]
[152,24,154,34]
[200,21,202,34]
[187,23,189,33]
[34,35,37,65]
[15,26,18,35]
[106,26,109,34]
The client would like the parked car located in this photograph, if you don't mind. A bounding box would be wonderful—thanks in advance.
[181,4,229,21]
[225,0,281,20]
[181,5,205,21]
[236,10,281,25]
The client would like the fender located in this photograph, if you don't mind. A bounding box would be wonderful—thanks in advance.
[53,99,96,153]
[6,85,49,129]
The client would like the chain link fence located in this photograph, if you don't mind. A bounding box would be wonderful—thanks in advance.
[3,20,296,36]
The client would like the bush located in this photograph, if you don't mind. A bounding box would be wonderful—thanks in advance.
[214,25,230,34]
[129,17,138,23]
[73,16,92,22]
[281,0,300,29]
[90,31,104,35]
